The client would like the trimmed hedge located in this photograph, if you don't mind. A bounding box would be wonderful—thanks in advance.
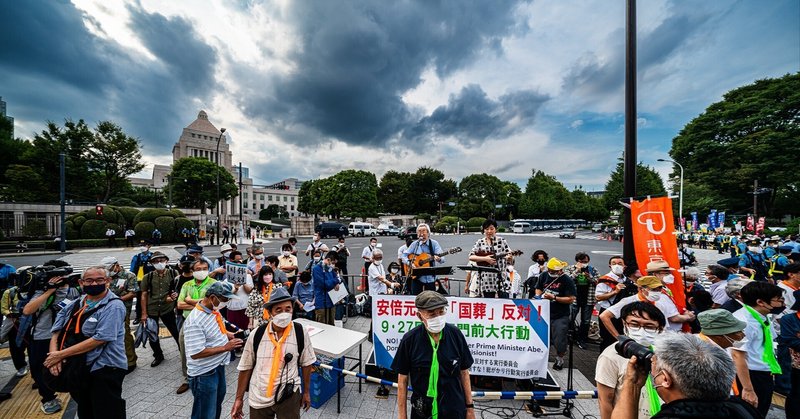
[174,217,194,233]
[81,219,109,239]
[72,215,87,229]
[116,207,140,227]
[134,221,156,239]
[170,209,186,218]
[154,216,176,243]
[65,221,80,240]
[133,208,173,225]
[467,217,486,228]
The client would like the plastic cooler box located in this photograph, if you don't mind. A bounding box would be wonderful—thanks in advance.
[310,357,345,409]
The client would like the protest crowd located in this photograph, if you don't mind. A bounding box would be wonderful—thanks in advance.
[0,217,798,419]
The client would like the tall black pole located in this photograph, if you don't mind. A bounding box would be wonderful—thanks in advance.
[59,152,66,253]
[238,162,243,237]
[622,0,637,264]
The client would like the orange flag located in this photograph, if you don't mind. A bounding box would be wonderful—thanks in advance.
[630,197,685,311]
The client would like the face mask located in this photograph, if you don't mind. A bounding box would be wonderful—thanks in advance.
[255,254,265,260]
[769,304,785,315]
[390,269,399,274]
[313,257,321,262]
[83,283,107,296]
[222,251,231,259]
[212,297,227,311]
[139,246,148,253]
[373,260,381,265]
[625,325,658,346]
[661,274,674,285]
[537,260,545,265]
[272,312,292,328]
[282,251,290,257]
[193,271,208,281]
[723,334,747,349]
[748,246,761,253]
[424,315,447,334]
[264,274,274,283]
[611,265,624,275]
[646,291,661,302]
[153,262,166,271]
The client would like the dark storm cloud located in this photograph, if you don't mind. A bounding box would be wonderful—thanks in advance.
[239,0,532,146]
[561,10,710,98]
[0,2,217,154]
[403,84,549,147]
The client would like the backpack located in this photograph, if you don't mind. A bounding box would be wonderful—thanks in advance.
[744,253,770,282]
[248,321,305,392]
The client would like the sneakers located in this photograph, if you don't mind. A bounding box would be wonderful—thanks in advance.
[15,366,29,377]
[577,341,588,350]
[176,383,190,394]
[553,358,564,371]
[150,355,164,367]
[41,399,62,415]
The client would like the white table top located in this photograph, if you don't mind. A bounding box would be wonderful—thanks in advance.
[295,318,368,359]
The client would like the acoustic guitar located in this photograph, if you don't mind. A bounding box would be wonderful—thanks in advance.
[474,249,524,267]
[407,247,463,272]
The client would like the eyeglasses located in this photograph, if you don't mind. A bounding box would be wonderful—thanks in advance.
[81,277,107,285]
[625,324,659,333]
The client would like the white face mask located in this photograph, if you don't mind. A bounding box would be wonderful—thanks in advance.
[139,246,148,253]
[424,315,447,334]
[255,254,265,260]
[625,325,658,346]
[282,251,291,257]
[731,337,748,350]
[645,291,661,302]
[313,257,321,262]
[661,274,675,285]
[212,297,227,311]
[153,262,166,271]
[264,274,274,283]
[611,265,624,275]
[222,251,231,259]
[272,312,292,328]
[193,271,208,281]
[373,260,381,265]
[748,246,761,254]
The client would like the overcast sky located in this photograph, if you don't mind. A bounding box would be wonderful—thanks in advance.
[1,0,797,190]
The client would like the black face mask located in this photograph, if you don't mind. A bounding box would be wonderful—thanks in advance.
[537,260,545,265]
[769,305,785,315]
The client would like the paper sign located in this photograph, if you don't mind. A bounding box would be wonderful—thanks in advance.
[327,285,349,305]
[225,262,248,285]
[303,301,316,312]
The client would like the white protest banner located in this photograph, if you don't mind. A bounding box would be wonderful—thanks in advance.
[372,295,550,379]
[225,262,248,285]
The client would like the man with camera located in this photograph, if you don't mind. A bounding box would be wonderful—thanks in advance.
[22,261,80,415]
[600,276,694,336]
[102,256,139,373]
[184,281,244,419]
[596,301,666,419]
[232,287,316,419]
[612,333,760,419]
[534,258,576,370]
[43,265,128,419]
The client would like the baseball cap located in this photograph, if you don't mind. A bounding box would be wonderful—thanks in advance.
[546,258,568,271]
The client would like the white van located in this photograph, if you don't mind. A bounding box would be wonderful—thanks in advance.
[348,222,377,237]
[512,222,532,233]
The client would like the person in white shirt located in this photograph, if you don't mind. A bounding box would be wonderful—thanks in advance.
[367,249,399,296]
[595,256,627,348]
[222,251,254,331]
[305,233,328,257]
[600,276,693,334]
[362,237,378,274]
[507,257,521,298]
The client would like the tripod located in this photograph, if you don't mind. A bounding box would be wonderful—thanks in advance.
[562,305,578,417]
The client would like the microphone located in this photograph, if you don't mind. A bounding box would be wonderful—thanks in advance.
[284,353,293,363]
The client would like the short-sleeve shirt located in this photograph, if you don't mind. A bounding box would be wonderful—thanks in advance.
[51,292,127,372]
[31,287,80,341]
[607,294,680,331]
[368,262,387,296]
[469,236,511,295]
[391,324,474,419]
[535,273,577,319]
[733,306,774,372]
[109,271,139,313]
[595,344,657,418]
[141,269,177,316]
[184,304,230,376]
[708,281,730,306]
[227,274,254,311]
[236,323,317,408]
[278,255,298,275]
[178,277,217,318]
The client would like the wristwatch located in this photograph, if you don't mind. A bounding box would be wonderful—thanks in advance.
[466,403,474,409]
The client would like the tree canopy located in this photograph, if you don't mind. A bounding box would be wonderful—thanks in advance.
[298,170,380,219]
[602,161,667,212]
[167,157,238,212]
[669,72,800,217]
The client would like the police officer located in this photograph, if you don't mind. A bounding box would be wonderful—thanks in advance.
[739,238,770,282]
[770,245,793,282]
[392,291,475,419]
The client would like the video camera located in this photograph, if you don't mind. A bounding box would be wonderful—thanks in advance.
[14,265,79,293]
[615,335,654,372]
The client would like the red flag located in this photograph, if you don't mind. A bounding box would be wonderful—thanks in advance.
[746,216,754,232]
[630,197,685,312]
[756,217,766,234]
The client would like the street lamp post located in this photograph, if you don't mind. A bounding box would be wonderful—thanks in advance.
[215,128,227,241]
[658,158,683,229]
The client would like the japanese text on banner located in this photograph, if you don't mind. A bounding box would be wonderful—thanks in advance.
[225,262,248,285]
[371,295,551,379]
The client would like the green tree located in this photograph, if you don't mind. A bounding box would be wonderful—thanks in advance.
[259,204,281,220]
[602,161,667,212]
[670,73,800,217]
[454,174,503,220]
[167,157,238,213]
[378,170,414,214]
[324,170,379,219]
[518,170,575,218]
[87,121,145,202]
[3,164,47,202]
[409,167,457,215]
[570,188,609,221]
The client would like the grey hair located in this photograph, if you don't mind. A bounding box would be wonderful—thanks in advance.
[726,277,752,299]
[652,333,734,400]
[251,245,264,253]
[82,265,110,279]
[372,249,383,257]
[682,267,701,280]
[416,223,430,233]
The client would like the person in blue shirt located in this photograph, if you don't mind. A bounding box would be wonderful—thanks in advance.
[771,245,793,282]
[0,262,16,337]
[45,266,127,419]
[312,251,341,326]
[130,240,154,324]
[403,224,446,295]
[779,289,800,418]
[292,270,315,320]
[739,238,770,282]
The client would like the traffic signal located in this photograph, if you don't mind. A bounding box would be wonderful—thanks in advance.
[96,205,104,216]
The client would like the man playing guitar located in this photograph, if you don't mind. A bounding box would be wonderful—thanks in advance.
[468,219,517,298]
[402,224,446,295]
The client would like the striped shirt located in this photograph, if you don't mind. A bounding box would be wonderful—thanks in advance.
[184,304,230,377]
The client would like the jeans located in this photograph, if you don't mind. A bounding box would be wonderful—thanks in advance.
[148,311,181,359]
[189,364,226,419]
[574,304,592,343]
[29,339,57,403]
[70,366,126,419]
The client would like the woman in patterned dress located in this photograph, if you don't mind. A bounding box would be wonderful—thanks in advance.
[245,265,282,328]
[468,219,512,298]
